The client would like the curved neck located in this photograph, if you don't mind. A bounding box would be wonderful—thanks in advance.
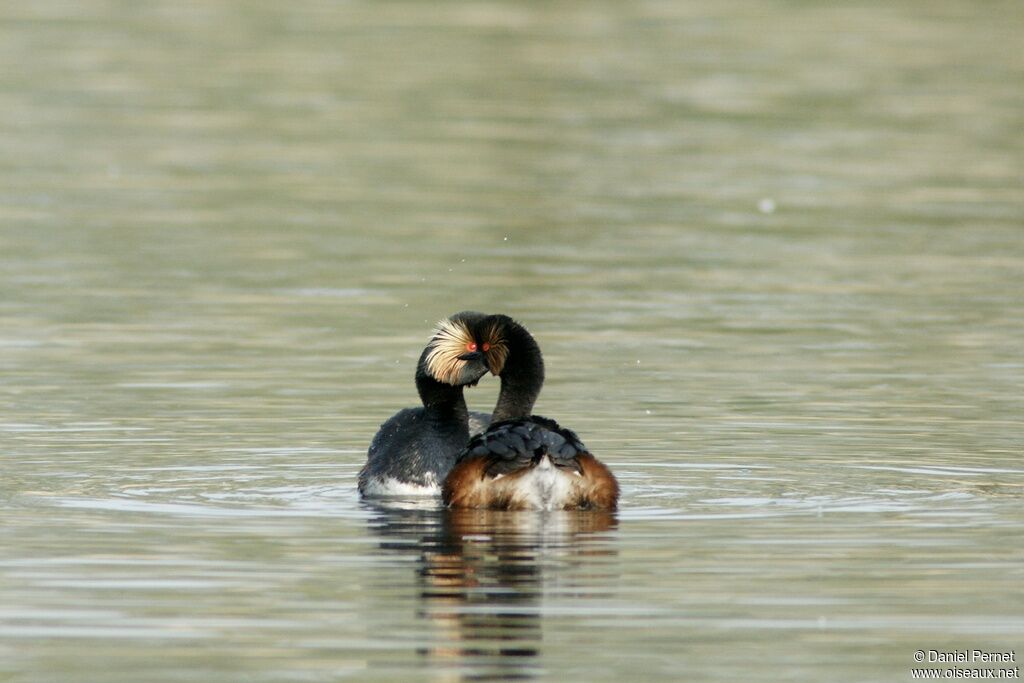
[492,319,545,422]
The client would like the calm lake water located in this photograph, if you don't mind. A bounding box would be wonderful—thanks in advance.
[1,1,1022,681]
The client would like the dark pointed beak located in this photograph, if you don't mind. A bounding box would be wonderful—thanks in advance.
[457,350,485,362]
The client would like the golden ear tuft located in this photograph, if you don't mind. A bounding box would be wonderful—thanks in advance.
[424,317,474,385]
[483,323,508,375]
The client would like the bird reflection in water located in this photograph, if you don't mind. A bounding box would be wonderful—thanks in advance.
[365,501,617,681]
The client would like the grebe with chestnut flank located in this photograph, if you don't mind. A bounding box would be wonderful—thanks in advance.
[441,315,619,510]
[358,311,509,497]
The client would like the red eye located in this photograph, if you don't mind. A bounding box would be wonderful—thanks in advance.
[482,342,490,352]
[466,342,477,352]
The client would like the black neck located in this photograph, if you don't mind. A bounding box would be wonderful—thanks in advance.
[415,352,469,425]
[491,317,545,422]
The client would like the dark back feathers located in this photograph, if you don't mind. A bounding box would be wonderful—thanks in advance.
[459,416,588,478]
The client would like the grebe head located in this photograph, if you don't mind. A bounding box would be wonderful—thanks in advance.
[421,311,500,387]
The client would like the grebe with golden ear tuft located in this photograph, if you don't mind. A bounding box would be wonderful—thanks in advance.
[441,315,619,510]
[358,311,512,497]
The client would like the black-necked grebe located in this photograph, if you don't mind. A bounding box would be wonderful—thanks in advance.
[441,315,619,510]
[358,311,508,497]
